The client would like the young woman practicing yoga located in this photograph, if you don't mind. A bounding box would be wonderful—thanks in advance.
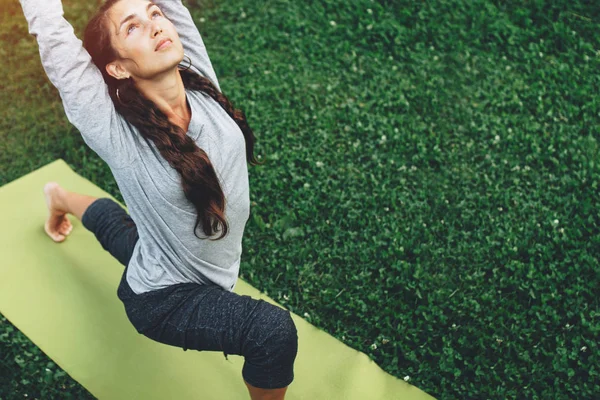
[19,0,298,398]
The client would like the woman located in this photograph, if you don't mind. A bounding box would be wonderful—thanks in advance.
[19,0,297,398]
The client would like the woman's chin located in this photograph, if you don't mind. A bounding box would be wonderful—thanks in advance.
[145,57,186,78]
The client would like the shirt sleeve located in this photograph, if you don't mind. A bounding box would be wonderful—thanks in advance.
[154,0,221,92]
[19,0,132,169]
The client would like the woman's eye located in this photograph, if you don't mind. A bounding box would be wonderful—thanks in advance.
[152,11,162,18]
[127,24,137,34]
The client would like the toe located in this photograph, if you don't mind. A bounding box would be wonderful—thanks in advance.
[45,220,67,242]
[59,220,72,236]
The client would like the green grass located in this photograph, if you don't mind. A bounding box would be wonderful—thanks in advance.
[1,0,599,398]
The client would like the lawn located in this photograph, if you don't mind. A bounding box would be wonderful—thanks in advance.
[1,0,598,398]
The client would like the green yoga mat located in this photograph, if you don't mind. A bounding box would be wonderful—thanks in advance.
[0,159,434,400]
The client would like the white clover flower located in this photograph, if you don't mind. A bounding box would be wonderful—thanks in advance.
[367,24,373,30]
[581,346,587,352]
[316,161,324,168]
[304,183,310,189]
[304,312,310,318]
[553,219,559,226]
[283,294,289,300]
[367,8,373,14]
[404,376,410,381]
[382,338,389,344]
[199,17,206,23]
[330,20,337,26]
[371,343,377,350]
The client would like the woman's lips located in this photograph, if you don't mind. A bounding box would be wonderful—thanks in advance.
[155,39,172,51]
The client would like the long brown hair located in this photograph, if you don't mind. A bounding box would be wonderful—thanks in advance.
[83,0,259,240]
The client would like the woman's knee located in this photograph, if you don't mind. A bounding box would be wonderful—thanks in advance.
[255,306,298,361]
[242,306,298,389]
[274,309,298,351]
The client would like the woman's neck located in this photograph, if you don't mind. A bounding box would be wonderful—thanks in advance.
[134,68,191,132]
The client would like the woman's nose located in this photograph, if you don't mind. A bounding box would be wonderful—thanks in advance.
[151,22,163,37]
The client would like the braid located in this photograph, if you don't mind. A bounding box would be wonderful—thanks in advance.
[180,69,260,166]
[113,69,259,240]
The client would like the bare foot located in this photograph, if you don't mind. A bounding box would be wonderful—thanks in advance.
[43,182,73,243]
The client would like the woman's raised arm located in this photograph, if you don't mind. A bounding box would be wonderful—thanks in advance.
[154,0,221,91]
[19,0,132,169]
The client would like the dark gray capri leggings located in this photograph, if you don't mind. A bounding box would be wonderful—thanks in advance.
[81,198,298,389]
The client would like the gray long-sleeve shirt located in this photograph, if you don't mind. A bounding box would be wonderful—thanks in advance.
[20,0,250,294]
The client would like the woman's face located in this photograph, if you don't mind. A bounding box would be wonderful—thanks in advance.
[105,0,184,80]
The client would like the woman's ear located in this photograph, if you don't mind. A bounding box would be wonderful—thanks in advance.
[106,61,130,80]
